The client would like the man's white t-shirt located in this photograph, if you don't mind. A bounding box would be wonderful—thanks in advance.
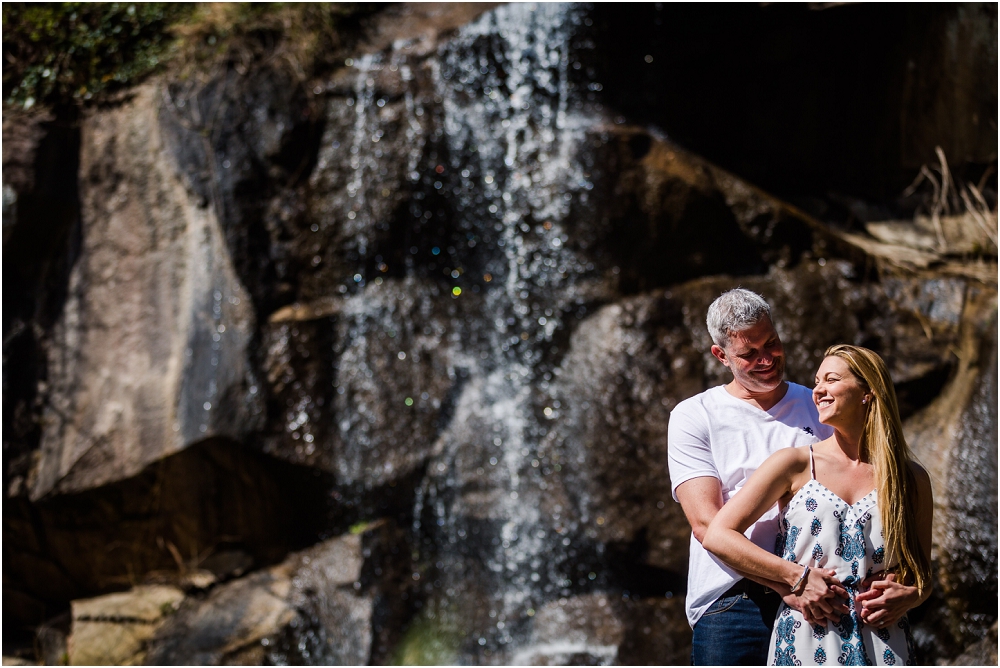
[667,382,832,628]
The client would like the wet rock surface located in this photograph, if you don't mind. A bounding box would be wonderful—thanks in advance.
[3,2,996,665]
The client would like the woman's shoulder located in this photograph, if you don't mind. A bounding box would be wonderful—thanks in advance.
[763,443,814,472]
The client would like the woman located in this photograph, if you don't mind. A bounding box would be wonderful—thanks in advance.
[703,345,933,666]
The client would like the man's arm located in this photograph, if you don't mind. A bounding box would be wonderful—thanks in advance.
[674,476,724,544]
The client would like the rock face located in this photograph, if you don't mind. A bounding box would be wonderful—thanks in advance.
[3,2,996,665]
[31,84,263,500]
[904,287,998,660]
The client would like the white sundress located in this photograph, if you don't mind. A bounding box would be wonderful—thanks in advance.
[768,445,916,666]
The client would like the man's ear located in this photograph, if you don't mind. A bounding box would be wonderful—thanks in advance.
[710,344,729,368]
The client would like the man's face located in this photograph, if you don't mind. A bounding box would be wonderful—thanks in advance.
[712,316,785,394]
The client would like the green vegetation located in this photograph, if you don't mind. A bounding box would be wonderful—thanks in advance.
[349,520,374,535]
[2,3,192,107]
[2,2,379,108]
[391,609,464,666]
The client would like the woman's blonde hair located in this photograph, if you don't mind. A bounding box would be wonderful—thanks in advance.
[824,344,931,592]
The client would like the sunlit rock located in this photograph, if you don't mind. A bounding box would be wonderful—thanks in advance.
[67,585,184,665]
[30,84,262,500]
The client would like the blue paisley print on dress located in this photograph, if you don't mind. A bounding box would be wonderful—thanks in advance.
[773,611,803,666]
[766,449,916,666]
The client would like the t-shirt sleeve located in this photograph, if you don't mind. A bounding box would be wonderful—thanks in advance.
[667,400,719,502]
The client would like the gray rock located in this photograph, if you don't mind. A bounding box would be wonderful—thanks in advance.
[146,519,411,666]
[31,84,263,499]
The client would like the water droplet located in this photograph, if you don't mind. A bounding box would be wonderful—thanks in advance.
[398,351,406,360]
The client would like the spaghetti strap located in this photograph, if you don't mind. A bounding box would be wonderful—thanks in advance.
[808,443,816,480]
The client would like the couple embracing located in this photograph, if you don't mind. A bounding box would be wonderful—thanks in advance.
[668,289,933,666]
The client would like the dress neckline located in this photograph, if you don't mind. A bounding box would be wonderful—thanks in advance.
[785,478,877,514]
[798,443,876,508]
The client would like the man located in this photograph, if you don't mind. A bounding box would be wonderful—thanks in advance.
[668,288,840,665]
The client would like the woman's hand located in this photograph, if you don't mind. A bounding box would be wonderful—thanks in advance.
[788,567,850,625]
[855,572,924,628]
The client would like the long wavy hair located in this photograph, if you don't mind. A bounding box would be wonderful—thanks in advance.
[824,344,931,592]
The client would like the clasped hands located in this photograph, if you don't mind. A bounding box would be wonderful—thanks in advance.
[782,568,918,628]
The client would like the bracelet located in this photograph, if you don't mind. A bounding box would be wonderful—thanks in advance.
[790,564,810,594]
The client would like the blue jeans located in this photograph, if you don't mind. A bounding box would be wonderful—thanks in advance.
[691,589,779,665]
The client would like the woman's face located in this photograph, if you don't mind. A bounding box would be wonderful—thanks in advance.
[813,355,870,429]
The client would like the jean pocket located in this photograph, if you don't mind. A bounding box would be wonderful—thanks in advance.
[702,593,743,617]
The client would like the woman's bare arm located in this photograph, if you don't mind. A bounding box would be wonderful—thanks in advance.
[703,446,848,621]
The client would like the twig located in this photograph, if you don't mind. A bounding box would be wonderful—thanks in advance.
[960,187,998,247]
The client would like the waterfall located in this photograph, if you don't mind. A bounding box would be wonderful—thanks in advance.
[400,3,607,661]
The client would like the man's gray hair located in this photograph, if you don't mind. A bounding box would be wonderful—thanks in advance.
[706,288,772,348]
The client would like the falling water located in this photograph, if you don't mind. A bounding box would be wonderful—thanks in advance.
[309,3,620,662]
[406,3,607,662]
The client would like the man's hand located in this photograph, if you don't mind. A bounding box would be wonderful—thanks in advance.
[855,572,923,628]
[778,568,849,625]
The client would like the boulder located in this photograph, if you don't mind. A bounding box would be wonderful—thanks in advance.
[67,585,184,665]
[145,519,412,665]
[31,84,263,500]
